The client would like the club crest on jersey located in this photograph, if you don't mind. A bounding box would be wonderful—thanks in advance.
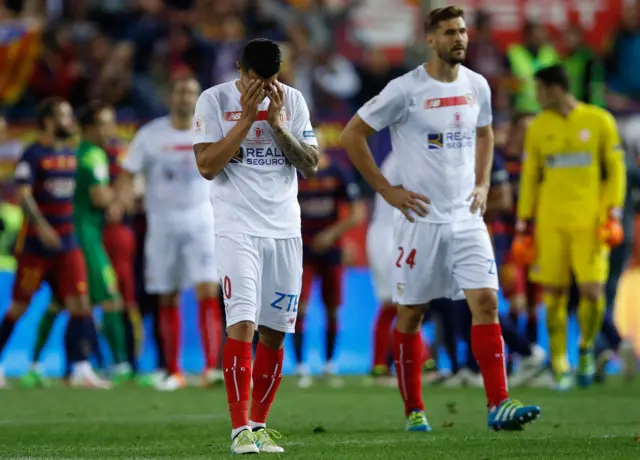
[453,112,463,128]
[245,125,272,145]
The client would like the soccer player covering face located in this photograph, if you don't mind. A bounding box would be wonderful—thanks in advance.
[341,6,541,431]
[74,102,132,384]
[115,77,223,391]
[193,39,319,454]
[0,98,109,389]
[295,144,365,389]
[514,65,626,390]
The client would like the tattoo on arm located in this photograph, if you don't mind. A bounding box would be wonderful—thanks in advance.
[21,193,48,228]
[272,126,319,177]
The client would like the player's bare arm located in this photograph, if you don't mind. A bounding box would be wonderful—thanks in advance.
[16,185,61,249]
[89,184,115,209]
[469,124,495,215]
[266,82,319,178]
[312,199,366,253]
[112,171,136,212]
[195,80,264,179]
[340,114,429,223]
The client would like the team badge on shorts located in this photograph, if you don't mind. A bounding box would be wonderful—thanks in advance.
[396,283,405,296]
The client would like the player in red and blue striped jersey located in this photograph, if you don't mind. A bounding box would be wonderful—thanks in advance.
[0,98,108,389]
[294,149,366,388]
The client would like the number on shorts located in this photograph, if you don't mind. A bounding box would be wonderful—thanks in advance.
[396,247,417,269]
[223,276,232,299]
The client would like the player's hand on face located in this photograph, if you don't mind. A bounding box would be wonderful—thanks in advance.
[311,229,337,253]
[266,81,285,128]
[381,185,430,223]
[37,224,62,250]
[240,79,265,122]
[468,184,489,215]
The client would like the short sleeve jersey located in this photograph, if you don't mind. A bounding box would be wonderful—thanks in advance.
[13,142,78,254]
[357,65,492,223]
[122,116,212,227]
[192,80,318,238]
[74,140,110,229]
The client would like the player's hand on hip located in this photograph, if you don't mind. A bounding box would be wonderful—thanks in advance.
[381,185,430,223]
[240,79,265,122]
[468,184,489,215]
[37,224,62,250]
[266,81,285,128]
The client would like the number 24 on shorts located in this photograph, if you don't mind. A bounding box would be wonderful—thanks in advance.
[396,247,417,269]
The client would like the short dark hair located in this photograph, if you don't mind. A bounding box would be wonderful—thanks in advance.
[239,38,281,78]
[424,6,465,33]
[36,97,66,130]
[77,100,112,128]
[534,65,570,92]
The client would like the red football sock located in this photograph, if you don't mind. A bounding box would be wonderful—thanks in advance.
[373,305,396,367]
[250,341,284,425]
[199,297,222,369]
[159,306,180,374]
[471,323,509,408]
[223,338,252,430]
[422,337,433,364]
[392,328,424,416]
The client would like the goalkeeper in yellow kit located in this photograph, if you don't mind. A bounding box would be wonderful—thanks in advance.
[514,65,626,390]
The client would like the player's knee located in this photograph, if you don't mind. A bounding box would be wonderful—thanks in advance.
[578,284,603,303]
[395,305,424,334]
[159,293,180,308]
[227,321,255,342]
[325,307,338,324]
[468,289,499,322]
[195,282,218,300]
[7,302,27,319]
[258,325,285,350]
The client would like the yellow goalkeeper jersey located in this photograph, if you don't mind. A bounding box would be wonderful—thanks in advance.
[518,103,626,229]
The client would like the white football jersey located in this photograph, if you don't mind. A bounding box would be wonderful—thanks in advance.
[122,116,212,227]
[358,65,492,223]
[193,80,317,238]
[371,151,398,225]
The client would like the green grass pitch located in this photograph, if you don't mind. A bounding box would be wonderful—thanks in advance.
[0,377,638,459]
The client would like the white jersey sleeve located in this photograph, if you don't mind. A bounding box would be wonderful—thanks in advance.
[122,128,148,174]
[477,77,492,128]
[290,90,318,146]
[357,79,409,131]
[193,91,225,144]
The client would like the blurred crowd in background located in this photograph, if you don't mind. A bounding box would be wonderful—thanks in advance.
[2,0,640,198]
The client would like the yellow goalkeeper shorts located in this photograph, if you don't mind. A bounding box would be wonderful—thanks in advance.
[530,226,609,286]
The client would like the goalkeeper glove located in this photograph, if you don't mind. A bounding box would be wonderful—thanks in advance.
[511,219,535,266]
[599,208,624,248]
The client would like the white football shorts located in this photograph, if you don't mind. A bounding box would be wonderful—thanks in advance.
[216,233,303,334]
[392,216,499,305]
[145,217,217,293]
[366,221,395,302]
